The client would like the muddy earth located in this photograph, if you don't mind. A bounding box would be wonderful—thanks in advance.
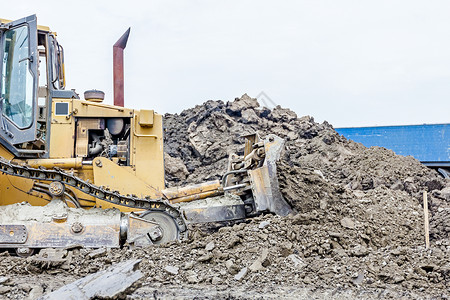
[1,95,449,299]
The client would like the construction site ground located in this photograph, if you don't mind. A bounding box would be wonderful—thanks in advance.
[0,95,449,299]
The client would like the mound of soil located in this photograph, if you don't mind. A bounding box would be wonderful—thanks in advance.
[164,94,449,242]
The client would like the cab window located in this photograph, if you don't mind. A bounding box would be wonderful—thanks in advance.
[1,25,34,128]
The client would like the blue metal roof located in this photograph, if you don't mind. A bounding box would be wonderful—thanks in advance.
[336,124,450,165]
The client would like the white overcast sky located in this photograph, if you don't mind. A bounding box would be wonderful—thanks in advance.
[3,0,450,127]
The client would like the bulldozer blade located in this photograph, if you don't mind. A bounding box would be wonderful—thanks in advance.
[248,134,292,216]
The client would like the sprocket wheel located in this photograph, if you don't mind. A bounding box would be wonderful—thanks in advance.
[140,211,180,245]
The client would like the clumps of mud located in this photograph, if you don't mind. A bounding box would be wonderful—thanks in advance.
[164,94,450,243]
[160,94,450,297]
[1,215,448,299]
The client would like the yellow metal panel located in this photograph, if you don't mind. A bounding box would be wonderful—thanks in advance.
[48,99,75,158]
[0,145,14,206]
[72,100,133,118]
[0,176,51,206]
[92,157,162,199]
[49,122,75,158]
[139,110,154,127]
[0,170,97,209]
[0,144,14,160]
[131,111,165,190]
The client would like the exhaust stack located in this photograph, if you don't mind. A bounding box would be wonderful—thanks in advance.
[113,28,130,107]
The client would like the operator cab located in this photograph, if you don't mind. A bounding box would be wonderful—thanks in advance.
[0,15,76,158]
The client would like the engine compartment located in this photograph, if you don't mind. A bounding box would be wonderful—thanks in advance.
[75,117,131,165]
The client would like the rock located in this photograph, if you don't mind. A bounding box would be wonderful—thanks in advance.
[205,241,215,251]
[0,286,11,295]
[314,170,325,180]
[390,180,404,191]
[330,241,342,250]
[232,223,245,231]
[226,236,241,249]
[329,232,343,238]
[183,261,195,270]
[340,217,355,229]
[186,272,200,284]
[258,220,270,229]
[226,94,259,116]
[234,267,248,281]
[211,276,222,285]
[392,247,407,256]
[249,248,270,272]
[350,181,362,190]
[291,213,313,225]
[241,109,260,124]
[261,250,271,267]
[26,285,44,300]
[419,264,437,272]
[225,259,233,270]
[249,259,264,272]
[319,199,328,210]
[352,273,364,285]
[280,242,293,257]
[197,253,213,262]
[440,187,450,201]
[38,259,142,300]
[353,190,365,198]
[258,233,268,240]
[269,106,297,122]
[393,275,405,283]
[88,248,107,259]
[287,254,306,269]
[32,248,68,269]
[351,245,369,257]
[404,178,418,193]
[0,276,8,284]
[225,260,240,275]
[19,283,33,293]
[212,250,225,260]
[164,265,179,275]
[165,154,189,180]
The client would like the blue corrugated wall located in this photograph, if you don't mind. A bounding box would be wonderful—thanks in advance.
[336,124,450,165]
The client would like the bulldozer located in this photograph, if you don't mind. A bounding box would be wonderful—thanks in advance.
[0,15,292,255]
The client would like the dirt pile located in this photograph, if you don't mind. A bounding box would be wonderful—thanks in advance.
[164,94,449,242]
[156,93,450,297]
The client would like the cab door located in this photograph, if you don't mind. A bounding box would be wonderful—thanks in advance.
[0,15,39,147]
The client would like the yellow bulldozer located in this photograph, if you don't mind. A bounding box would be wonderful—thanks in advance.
[0,15,292,255]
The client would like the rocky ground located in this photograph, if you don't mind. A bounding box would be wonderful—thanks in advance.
[0,95,449,299]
